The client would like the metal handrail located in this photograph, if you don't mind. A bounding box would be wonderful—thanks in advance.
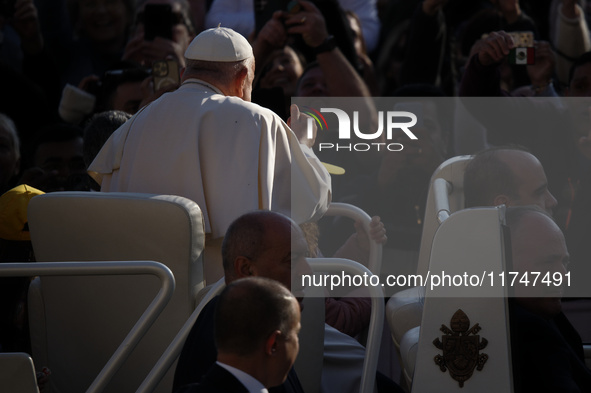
[324,202,383,275]
[137,277,226,393]
[433,178,452,224]
[0,261,175,393]
[309,258,385,393]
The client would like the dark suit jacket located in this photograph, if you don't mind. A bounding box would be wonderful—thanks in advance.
[173,297,303,393]
[176,363,249,393]
[510,301,591,393]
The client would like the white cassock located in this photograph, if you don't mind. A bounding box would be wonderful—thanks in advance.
[88,79,331,238]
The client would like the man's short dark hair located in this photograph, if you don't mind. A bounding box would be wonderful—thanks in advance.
[214,277,296,356]
[96,61,150,113]
[83,110,132,167]
[464,146,530,208]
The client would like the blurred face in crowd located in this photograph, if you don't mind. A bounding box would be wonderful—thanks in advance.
[76,0,131,45]
[110,81,144,114]
[511,211,569,318]
[296,66,328,97]
[34,137,87,192]
[258,46,304,98]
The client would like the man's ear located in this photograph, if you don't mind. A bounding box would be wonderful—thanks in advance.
[493,194,511,207]
[234,256,254,278]
[265,330,281,356]
[232,68,249,99]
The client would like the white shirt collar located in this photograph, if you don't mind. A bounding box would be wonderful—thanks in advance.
[216,361,268,393]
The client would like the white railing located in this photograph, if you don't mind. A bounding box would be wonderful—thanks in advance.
[0,261,174,393]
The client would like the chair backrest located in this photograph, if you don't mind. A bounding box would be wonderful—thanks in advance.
[416,156,471,276]
[0,352,40,393]
[388,158,514,392]
[387,156,470,379]
[27,192,205,393]
[411,207,513,392]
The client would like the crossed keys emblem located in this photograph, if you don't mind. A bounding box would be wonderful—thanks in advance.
[433,309,489,387]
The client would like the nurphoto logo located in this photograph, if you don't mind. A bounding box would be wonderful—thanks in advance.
[305,107,419,152]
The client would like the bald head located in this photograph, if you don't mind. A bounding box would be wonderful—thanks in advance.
[506,206,569,318]
[221,210,309,292]
[464,148,557,214]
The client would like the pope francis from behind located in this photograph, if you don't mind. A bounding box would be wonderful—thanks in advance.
[88,26,331,282]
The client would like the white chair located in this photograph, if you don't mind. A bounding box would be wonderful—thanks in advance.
[386,156,471,385]
[27,192,205,393]
[410,206,513,392]
[0,352,40,393]
[386,286,425,354]
[416,155,471,277]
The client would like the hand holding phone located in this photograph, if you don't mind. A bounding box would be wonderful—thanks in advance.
[152,59,180,92]
[507,32,535,65]
[254,0,301,34]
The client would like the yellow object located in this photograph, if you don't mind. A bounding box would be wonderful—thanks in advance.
[0,185,45,241]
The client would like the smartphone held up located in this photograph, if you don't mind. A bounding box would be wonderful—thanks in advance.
[152,59,180,91]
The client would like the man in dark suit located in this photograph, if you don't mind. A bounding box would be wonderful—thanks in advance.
[505,206,591,392]
[177,276,301,393]
[173,210,309,393]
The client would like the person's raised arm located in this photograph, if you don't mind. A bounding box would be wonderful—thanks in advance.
[459,30,514,97]
[283,0,370,97]
[251,11,287,68]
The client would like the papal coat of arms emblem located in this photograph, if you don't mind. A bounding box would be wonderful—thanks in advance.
[433,309,489,387]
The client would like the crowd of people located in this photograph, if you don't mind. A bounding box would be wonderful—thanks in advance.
[1,0,591,392]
